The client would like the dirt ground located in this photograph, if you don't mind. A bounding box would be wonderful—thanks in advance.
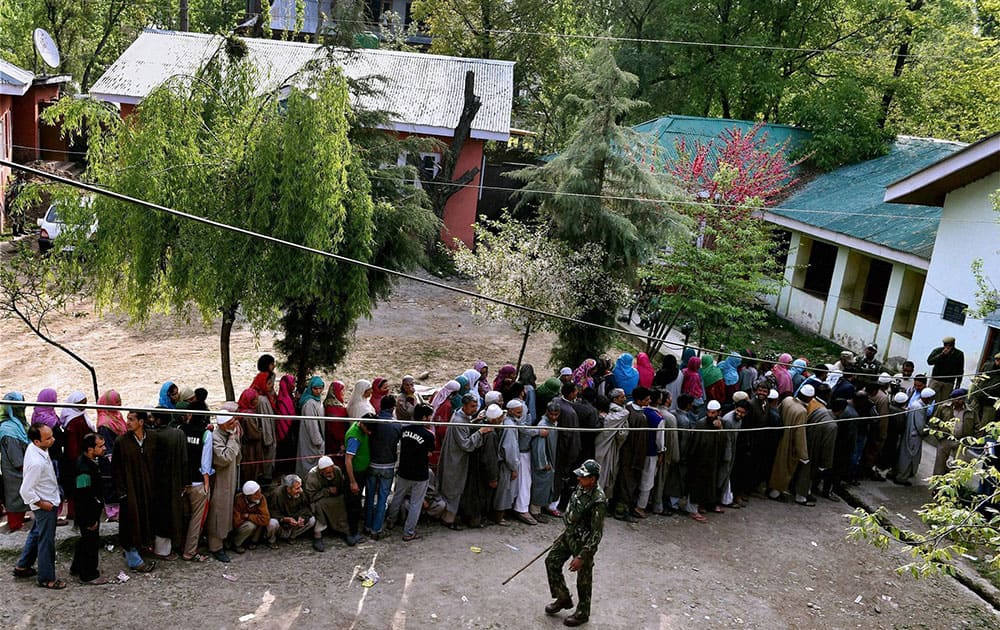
[0,272,998,628]
[0,272,558,406]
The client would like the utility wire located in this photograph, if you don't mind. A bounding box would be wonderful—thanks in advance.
[322,18,980,61]
[1,158,994,381]
[369,173,993,225]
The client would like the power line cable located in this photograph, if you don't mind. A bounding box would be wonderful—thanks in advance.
[1,158,993,381]
[320,17,984,61]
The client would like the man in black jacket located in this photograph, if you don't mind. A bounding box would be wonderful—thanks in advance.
[71,433,108,584]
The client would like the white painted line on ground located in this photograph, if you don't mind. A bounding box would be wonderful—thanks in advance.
[390,572,415,630]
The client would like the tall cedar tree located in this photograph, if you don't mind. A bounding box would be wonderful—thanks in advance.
[512,44,679,367]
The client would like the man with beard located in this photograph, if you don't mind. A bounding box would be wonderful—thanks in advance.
[686,400,727,519]
[113,411,157,572]
[149,409,187,559]
[438,394,493,530]
[768,385,813,505]
[612,387,651,522]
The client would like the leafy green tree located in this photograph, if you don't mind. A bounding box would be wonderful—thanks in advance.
[512,44,680,366]
[45,42,392,399]
[636,125,794,352]
[452,215,624,369]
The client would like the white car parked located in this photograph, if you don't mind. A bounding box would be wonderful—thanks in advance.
[37,196,97,254]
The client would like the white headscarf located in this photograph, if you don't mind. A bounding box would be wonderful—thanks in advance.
[347,379,375,419]
[59,391,92,429]
[429,380,460,412]
[462,369,481,388]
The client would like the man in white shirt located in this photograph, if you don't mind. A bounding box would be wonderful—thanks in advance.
[12,423,66,589]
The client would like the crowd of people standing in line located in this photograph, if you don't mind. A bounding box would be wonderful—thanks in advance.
[2,335,998,589]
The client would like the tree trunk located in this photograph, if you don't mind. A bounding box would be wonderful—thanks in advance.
[423,70,482,221]
[516,321,532,372]
[12,303,98,400]
[220,304,238,401]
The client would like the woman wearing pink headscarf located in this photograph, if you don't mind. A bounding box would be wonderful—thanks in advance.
[681,356,705,405]
[96,390,126,521]
[771,353,794,395]
[369,377,389,416]
[474,361,491,398]
[635,353,655,389]
[492,364,517,392]
[573,359,597,389]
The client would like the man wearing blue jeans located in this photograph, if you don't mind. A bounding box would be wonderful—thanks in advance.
[366,395,402,538]
[13,423,65,589]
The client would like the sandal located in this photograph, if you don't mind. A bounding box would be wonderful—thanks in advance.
[133,562,156,573]
[182,553,209,562]
[442,521,463,531]
[689,513,708,523]
[83,577,112,585]
[13,566,37,578]
[154,552,178,561]
[712,506,725,513]
[402,533,422,542]
[36,579,67,590]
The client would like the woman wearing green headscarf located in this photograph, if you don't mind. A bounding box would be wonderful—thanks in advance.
[0,392,29,531]
[535,377,562,423]
[700,356,726,404]
[297,376,326,478]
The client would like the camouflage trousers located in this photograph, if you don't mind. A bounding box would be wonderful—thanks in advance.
[545,537,594,617]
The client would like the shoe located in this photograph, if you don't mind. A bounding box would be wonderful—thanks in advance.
[402,533,422,542]
[564,612,590,627]
[134,561,156,573]
[212,550,231,563]
[545,598,573,615]
[312,538,326,552]
[794,498,816,507]
[820,491,841,502]
[892,479,912,486]
[515,512,538,525]
[442,520,464,531]
[631,508,647,519]
[232,545,246,554]
[345,535,359,547]
[624,514,638,523]
[542,507,563,518]
[533,513,549,524]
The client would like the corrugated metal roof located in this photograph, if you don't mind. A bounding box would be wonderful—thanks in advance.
[632,114,813,165]
[770,137,966,260]
[0,57,34,95]
[90,29,514,140]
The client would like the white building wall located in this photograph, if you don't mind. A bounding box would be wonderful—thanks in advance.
[908,175,1000,386]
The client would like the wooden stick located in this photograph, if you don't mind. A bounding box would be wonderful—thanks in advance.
[501,542,554,585]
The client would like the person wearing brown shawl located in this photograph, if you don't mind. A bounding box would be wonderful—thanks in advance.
[113,411,157,572]
[250,372,277,482]
[612,387,652,522]
[149,409,188,558]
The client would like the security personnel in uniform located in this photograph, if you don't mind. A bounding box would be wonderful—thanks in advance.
[544,458,606,627]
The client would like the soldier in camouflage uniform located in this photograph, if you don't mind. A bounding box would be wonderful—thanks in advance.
[544,458,606,627]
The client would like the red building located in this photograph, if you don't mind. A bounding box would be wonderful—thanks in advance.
[1,57,70,231]
[89,29,514,248]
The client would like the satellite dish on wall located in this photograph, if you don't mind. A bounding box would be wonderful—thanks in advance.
[33,28,61,69]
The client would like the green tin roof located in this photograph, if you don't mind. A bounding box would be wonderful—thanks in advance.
[632,114,813,165]
[770,136,966,261]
